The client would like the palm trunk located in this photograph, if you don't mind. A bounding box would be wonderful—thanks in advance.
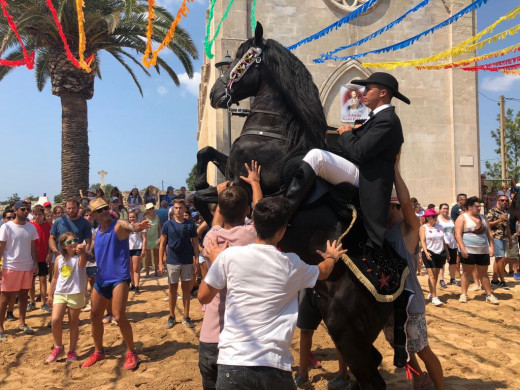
[61,93,89,200]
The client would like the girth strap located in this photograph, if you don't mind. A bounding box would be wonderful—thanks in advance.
[239,129,286,141]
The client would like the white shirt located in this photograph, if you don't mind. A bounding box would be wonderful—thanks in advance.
[55,255,87,294]
[422,224,445,254]
[437,216,457,249]
[370,103,392,116]
[0,221,38,271]
[205,244,320,371]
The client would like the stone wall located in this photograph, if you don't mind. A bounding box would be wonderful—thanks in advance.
[198,0,481,205]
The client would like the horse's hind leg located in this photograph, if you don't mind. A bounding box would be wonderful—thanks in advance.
[195,146,228,190]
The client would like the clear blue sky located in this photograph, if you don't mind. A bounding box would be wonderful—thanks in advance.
[0,0,518,201]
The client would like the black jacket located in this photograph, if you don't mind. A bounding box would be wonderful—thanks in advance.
[337,106,404,247]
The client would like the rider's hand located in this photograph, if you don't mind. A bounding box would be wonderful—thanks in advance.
[337,125,353,135]
[316,240,347,262]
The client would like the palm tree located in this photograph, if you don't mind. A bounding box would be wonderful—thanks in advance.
[0,0,198,199]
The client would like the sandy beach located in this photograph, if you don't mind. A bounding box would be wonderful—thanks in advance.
[0,266,519,390]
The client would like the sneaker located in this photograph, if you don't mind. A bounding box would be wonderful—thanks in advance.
[426,293,432,301]
[431,297,443,306]
[129,284,136,291]
[18,324,35,335]
[6,311,17,322]
[45,345,65,363]
[102,315,113,324]
[0,331,7,341]
[81,350,106,368]
[439,280,447,289]
[165,315,175,329]
[182,317,195,328]
[450,278,461,287]
[459,294,468,303]
[328,375,351,390]
[162,296,169,301]
[490,279,500,287]
[294,373,310,388]
[514,273,520,281]
[486,294,499,305]
[123,351,140,370]
[66,350,78,362]
[41,303,52,312]
[82,302,92,312]
[26,302,36,312]
[308,352,321,369]
[134,287,140,295]
[411,372,433,390]
[499,281,509,290]
[468,284,482,292]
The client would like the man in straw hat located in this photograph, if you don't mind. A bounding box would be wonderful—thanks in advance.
[81,198,150,371]
[285,72,409,250]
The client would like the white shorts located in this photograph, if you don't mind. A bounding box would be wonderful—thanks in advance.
[303,149,359,187]
[383,312,428,354]
[167,264,193,284]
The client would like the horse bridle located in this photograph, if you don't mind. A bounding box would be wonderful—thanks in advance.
[226,46,262,92]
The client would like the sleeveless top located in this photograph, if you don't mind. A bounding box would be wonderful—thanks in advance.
[94,219,130,283]
[385,222,424,314]
[462,213,489,254]
[421,223,445,254]
[55,255,87,294]
[437,217,457,249]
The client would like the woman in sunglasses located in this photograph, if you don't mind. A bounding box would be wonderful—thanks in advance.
[46,232,88,363]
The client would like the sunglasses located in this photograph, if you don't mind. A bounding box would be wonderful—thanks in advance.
[64,238,79,245]
[498,199,508,202]
[95,206,109,213]
[18,208,30,212]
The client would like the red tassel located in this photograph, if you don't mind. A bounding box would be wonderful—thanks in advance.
[406,363,421,381]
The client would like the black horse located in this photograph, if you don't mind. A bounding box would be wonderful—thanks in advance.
[195,23,394,389]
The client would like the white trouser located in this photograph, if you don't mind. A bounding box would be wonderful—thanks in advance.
[303,149,359,187]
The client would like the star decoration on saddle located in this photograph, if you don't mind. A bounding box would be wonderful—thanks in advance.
[378,273,390,289]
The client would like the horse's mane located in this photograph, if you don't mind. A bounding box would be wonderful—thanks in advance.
[254,38,327,153]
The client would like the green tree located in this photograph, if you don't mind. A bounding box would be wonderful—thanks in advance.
[90,182,114,199]
[0,193,21,205]
[186,163,196,191]
[485,108,520,180]
[54,193,62,204]
[0,0,198,200]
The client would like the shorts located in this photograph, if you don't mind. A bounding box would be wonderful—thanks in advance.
[53,293,86,309]
[447,248,458,265]
[296,288,322,331]
[199,342,219,389]
[94,279,131,300]
[493,239,507,258]
[421,250,446,269]
[459,253,490,266]
[506,236,519,258]
[384,312,428,354]
[167,264,193,284]
[86,266,98,279]
[36,262,49,277]
[129,249,142,257]
[1,269,33,292]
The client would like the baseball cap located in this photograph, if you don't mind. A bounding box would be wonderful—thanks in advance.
[14,200,30,210]
[110,196,120,203]
[43,201,52,207]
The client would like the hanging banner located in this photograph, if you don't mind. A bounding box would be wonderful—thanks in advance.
[287,0,379,51]
[314,0,489,63]
[362,5,520,69]
[0,0,34,69]
[416,42,520,70]
[142,0,194,68]
[318,0,431,62]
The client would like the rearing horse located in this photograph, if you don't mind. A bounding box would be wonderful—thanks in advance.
[195,23,394,389]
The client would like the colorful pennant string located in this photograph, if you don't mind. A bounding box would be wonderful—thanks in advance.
[313,0,489,63]
[46,0,94,72]
[362,6,520,69]
[471,54,520,69]
[317,0,431,62]
[462,59,520,72]
[287,0,379,51]
[416,42,520,70]
[251,0,257,34]
[0,0,34,69]
[142,0,193,68]
[204,0,235,59]
[502,69,520,75]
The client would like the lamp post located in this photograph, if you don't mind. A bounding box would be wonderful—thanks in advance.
[215,52,233,150]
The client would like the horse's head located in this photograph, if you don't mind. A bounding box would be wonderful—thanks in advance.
[210,23,265,109]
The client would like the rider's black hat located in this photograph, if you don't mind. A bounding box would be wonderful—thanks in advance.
[352,72,410,105]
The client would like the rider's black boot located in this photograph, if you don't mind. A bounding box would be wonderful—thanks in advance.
[393,290,411,368]
[285,161,316,217]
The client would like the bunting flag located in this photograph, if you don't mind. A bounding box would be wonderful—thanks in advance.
[0,0,34,69]
[142,0,193,68]
[204,0,236,59]
[502,69,520,75]
[362,6,520,69]
[462,62,520,72]
[416,42,520,70]
[317,0,431,62]
[461,54,520,71]
[251,0,257,34]
[46,0,94,72]
[313,0,489,63]
[287,0,379,51]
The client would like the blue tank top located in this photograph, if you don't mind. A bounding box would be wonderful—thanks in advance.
[94,219,130,283]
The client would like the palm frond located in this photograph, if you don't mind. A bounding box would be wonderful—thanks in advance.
[35,47,50,91]
[107,48,144,96]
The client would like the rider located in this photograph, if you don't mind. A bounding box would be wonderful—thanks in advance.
[285,72,410,249]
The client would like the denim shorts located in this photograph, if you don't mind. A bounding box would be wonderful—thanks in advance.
[86,266,98,279]
[493,239,507,258]
[216,365,295,390]
[199,342,219,390]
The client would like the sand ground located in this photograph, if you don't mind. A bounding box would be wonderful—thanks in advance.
[0,265,519,390]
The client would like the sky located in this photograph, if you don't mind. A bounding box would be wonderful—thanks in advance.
[0,0,519,201]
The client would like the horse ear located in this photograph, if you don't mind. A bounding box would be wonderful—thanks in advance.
[254,22,263,46]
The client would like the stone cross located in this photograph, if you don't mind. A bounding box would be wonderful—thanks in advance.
[98,170,108,190]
